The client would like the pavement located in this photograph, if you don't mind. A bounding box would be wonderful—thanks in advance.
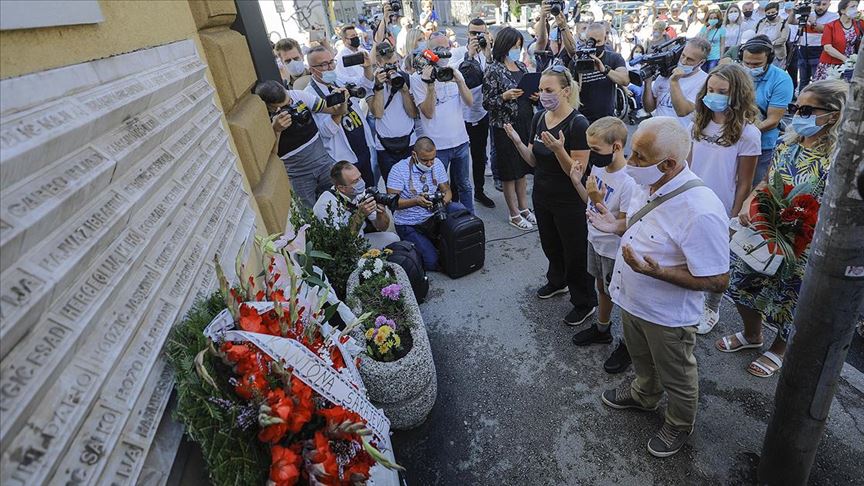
[390,122,864,485]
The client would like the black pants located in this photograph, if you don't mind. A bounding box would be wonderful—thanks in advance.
[465,115,489,195]
[534,192,598,309]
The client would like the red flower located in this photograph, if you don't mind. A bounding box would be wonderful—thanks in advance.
[790,194,820,226]
[223,342,268,375]
[258,388,294,443]
[783,184,794,197]
[343,449,375,483]
[285,378,314,433]
[238,304,266,333]
[793,223,816,257]
[270,445,301,486]
[311,431,340,484]
[318,406,364,432]
[235,370,268,400]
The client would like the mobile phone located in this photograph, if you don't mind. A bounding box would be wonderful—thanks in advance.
[342,52,365,68]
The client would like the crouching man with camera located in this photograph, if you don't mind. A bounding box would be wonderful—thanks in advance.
[370,41,418,183]
[313,161,400,250]
[386,137,467,271]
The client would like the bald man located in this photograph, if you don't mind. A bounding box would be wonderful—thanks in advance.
[588,117,730,458]
[577,22,630,123]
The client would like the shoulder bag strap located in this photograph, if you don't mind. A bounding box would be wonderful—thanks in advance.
[626,180,705,229]
[383,87,399,110]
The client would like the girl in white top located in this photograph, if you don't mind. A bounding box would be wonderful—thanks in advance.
[689,63,762,334]
[723,4,745,51]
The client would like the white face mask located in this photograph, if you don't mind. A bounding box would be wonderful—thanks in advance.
[728,11,740,21]
[286,59,306,76]
[846,6,859,17]
[626,161,666,186]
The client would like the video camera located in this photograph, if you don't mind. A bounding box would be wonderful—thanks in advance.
[794,0,812,25]
[426,191,448,221]
[571,38,605,74]
[628,37,686,86]
[380,62,406,89]
[276,101,312,126]
[414,48,455,82]
[360,187,400,212]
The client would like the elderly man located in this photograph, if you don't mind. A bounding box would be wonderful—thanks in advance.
[588,117,730,458]
[642,37,711,130]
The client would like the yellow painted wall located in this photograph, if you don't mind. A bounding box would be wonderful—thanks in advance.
[1,0,199,79]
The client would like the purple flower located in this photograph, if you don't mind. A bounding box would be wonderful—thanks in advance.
[381,284,402,301]
[374,315,396,330]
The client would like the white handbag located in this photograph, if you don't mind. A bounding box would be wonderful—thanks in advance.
[729,218,783,276]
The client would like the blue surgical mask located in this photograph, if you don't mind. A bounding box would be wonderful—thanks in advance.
[790,114,830,137]
[677,63,697,74]
[749,65,767,78]
[702,93,729,112]
[784,2,795,10]
[508,48,521,62]
[322,70,338,84]
[351,179,366,198]
[708,18,719,26]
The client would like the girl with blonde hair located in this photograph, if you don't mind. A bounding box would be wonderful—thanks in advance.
[504,66,599,327]
[689,63,762,334]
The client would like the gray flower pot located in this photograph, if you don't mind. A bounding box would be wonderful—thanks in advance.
[347,262,437,430]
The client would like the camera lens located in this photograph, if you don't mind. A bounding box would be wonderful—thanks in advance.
[436,67,454,82]
[390,72,405,89]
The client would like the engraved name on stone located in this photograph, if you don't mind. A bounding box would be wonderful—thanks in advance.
[50,401,125,486]
[167,237,206,301]
[76,80,148,114]
[132,182,185,238]
[97,114,160,159]
[99,441,145,486]
[152,93,193,124]
[0,268,47,336]
[184,79,213,103]
[119,151,176,197]
[175,148,209,187]
[165,124,201,158]
[129,361,174,443]
[0,102,89,153]
[152,210,196,271]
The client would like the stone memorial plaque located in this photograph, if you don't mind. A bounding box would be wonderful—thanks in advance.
[0,39,254,485]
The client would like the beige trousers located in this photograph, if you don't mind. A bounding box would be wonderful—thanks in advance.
[622,310,699,431]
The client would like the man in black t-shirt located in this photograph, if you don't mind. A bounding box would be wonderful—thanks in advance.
[574,23,630,123]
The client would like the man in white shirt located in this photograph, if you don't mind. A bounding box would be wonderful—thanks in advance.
[741,1,760,31]
[334,25,375,90]
[306,46,378,187]
[456,18,495,209]
[788,0,836,89]
[588,117,730,458]
[642,38,711,131]
[313,161,399,250]
[410,32,476,214]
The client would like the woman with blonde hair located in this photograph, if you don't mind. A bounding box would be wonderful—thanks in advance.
[399,27,426,73]
[716,79,847,377]
[504,66,599,326]
[689,63,762,334]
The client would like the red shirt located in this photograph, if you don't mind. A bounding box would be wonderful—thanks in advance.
[819,19,864,65]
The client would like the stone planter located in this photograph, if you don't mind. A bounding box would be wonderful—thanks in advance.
[347,263,437,430]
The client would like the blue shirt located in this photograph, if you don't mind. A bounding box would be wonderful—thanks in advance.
[753,64,794,151]
[386,157,449,226]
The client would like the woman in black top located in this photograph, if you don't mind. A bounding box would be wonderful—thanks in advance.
[483,27,539,230]
[505,66,598,326]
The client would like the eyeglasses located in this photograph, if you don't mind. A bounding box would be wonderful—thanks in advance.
[311,60,336,69]
[788,104,837,118]
[543,63,568,74]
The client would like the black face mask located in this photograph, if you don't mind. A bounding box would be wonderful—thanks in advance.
[349,37,361,48]
[743,10,753,18]
[589,150,615,168]
[766,13,778,21]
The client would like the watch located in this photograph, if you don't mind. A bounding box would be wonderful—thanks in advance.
[373,83,384,91]
[603,66,611,76]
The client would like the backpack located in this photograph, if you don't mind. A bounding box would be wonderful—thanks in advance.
[385,241,429,302]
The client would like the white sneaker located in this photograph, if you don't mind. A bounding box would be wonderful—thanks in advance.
[697,307,720,335]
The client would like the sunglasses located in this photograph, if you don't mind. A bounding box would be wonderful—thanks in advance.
[788,104,837,118]
[543,63,568,74]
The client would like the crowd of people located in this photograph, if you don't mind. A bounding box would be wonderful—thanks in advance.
[259,0,857,458]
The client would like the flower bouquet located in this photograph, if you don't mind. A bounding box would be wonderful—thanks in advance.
[352,250,413,362]
[734,172,820,275]
[169,227,402,486]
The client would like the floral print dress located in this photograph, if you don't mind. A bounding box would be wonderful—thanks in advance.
[813,23,860,81]
[726,142,831,340]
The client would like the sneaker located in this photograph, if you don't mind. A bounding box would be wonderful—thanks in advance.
[647,422,692,458]
[537,283,568,299]
[494,179,503,192]
[572,326,613,346]
[474,192,496,208]
[601,387,658,411]
[564,306,596,326]
[635,108,650,119]
[603,342,632,374]
[696,307,720,335]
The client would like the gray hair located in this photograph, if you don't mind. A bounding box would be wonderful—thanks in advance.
[686,37,712,60]
[636,117,691,163]
[305,45,329,63]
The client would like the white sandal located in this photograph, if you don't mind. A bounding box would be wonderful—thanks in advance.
[509,215,533,231]
[716,332,763,353]
[519,208,537,224]
[748,351,783,378]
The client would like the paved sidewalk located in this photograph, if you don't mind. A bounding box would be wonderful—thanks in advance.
[392,181,864,485]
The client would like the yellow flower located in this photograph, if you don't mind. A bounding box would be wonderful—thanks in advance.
[373,331,387,345]
[379,342,391,354]
[393,334,401,347]
[363,249,382,259]
[378,325,392,339]
[365,328,374,340]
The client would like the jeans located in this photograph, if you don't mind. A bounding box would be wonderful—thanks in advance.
[628,83,643,110]
[377,146,413,187]
[465,115,490,195]
[754,148,775,186]
[395,202,467,270]
[796,45,822,91]
[436,142,474,214]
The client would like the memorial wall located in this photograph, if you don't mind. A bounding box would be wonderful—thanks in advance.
[0,39,257,484]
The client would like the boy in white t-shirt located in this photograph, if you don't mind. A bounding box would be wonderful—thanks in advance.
[568,117,637,374]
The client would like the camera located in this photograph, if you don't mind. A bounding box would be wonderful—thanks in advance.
[628,37,686,86]
[381,63,406,89]
[545,0,566,17]
[414,48,454,82]
[324,91,345,107]
[344,82,367,99]
[426,191,447,221]
[470,30,488,49]
[342,51,365,68]
[385,0,402,13]
[794,0,812,24]
[276,101,312,126]
[570,38,605,75]
[360,187,400,212]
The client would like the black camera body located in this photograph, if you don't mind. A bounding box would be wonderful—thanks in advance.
[344,82,367,99]
[386,0,402,13]
[414,48,454,82]
[361,187,400,212]
[794,0,812,24]
[381,63,406,89]
[470,31,488,49]
[629,37,686,86]
[342,51,365,68]
[571,39,604,75]
[545,0,566,17]
[426,191,447,221]
[277,101,312,126]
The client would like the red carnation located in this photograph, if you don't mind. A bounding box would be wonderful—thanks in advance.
[270,445,302,486]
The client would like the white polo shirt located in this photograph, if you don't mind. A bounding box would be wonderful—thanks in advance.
[410,73,470,150]
[650,70,708,131]
[609,167,730,327]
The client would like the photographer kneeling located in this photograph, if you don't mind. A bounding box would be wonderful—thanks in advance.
[313,161,400,250]
[386,137,467,271]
